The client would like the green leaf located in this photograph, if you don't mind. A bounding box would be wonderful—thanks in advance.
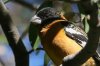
[84,17,89,33]
[33,35,40,50]
[82,16,89,33]
[0,35,7,44]
[29,23,40,50]
[78,4,89,33]
[44,53,51,66]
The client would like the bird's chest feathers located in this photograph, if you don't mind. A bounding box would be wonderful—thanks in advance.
[39,20,65,39]
[39,21,65,44]
[39,21,82,53]
[39,21,76,54]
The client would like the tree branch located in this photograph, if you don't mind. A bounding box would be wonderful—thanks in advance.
[0,0,29,66]
[0,59,4,66]
[45,0,90,3]
[12,0,37,10]
[62,1,100,66]
[45,0,99,4]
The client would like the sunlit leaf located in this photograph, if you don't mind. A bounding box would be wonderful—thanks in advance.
[33,35,40,50]
[81,14,85,21]
[82,16,89,33]
[78,4,90,33]
[84,17,89,33]
[0,35,7,44]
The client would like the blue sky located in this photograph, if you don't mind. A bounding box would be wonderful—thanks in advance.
[0,35,45,66]
[23,35,45,66]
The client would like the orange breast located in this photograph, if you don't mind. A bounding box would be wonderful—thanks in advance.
[39,20,96,66]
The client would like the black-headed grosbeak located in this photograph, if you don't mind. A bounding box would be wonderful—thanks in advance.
[30,7,100,66]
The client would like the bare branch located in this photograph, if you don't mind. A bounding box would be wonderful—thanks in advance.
[0,0,29,66]
[45,0,99,3]
[0,59,4,66]
[12,0,37,10]
[62,1,100,66]
[45,0,90,3]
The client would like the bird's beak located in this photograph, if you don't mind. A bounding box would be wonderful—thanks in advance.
[30,15,42,25]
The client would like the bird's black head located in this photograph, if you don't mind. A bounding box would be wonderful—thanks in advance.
[30,7,60,25]
[36,7,60,21]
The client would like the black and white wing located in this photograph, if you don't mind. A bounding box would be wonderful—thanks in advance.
[62,21,100,62]
[62,21,88,47]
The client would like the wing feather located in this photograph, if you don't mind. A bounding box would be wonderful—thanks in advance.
[62,21,88,47]
[62,21,100,61]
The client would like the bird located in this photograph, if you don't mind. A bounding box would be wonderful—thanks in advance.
[30,7,100,66]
